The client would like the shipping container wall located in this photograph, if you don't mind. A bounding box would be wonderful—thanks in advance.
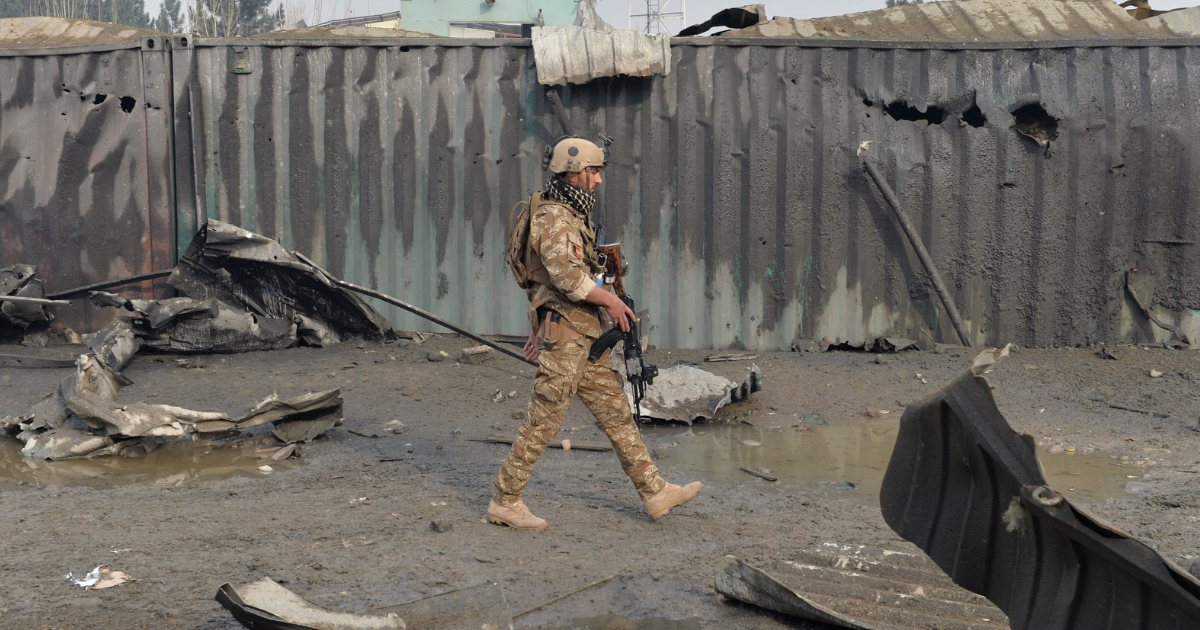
[173,39,1200,350]
[0,38,176,333]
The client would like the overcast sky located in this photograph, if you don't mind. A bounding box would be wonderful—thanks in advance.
[144,0,1200,36]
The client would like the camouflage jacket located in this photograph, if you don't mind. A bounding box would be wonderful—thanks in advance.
[526,200,607,339]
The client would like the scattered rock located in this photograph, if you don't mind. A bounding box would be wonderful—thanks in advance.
[62,328,83,344]
[511,410,526,420]
[790,338,820,353]
[427,351,449,362]
[429,520,453,533]
[461,345,495,364]
[384,420,407,434]
[1149,369,1163,378]
[491,390,505,403]
[1048,445,1064,454]
[1098,346,1118,360]
[560,439,572,451]
[507,390,518,399]
[652,447,671,460]
[874,355,887,365]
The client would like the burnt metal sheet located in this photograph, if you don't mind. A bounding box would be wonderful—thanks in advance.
[531,25,671,86]
[0,28,175,335]
[879,350,1200,629]
[716,545,1008,629]
[172,36,1200,350]
[169,220,393,342]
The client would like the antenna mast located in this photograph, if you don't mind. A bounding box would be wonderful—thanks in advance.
[628,0,685,35]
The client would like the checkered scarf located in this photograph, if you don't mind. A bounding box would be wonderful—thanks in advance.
[544,175,596,215]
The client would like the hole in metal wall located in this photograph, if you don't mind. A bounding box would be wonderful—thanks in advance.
[961,103,987,128]
[93,93,107,105]
[119,96,137,113]
[1012,102,1059,146]
[884,100,946,125]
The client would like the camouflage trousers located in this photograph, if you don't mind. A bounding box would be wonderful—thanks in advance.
[493,335,666,504]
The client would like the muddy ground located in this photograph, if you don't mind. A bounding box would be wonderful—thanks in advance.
[1,337,1198,629]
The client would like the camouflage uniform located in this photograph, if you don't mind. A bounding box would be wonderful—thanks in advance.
[494,198,667,504]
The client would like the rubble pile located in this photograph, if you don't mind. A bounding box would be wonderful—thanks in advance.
[0,264,53,346]
[0,350,342,460]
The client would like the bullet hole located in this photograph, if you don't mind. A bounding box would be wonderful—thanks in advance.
[400,46,410,52]
[119,96,136,113]
[1012,102,1059,146]
[961,103,987,128]
[93,94,107,104]
[1001,182,1017,189]
[884,100,946,125]
[862,97,874,107]
[79,94,87,102]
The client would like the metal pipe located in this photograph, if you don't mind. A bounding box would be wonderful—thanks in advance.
[863,157,973,348]
[291,252,537,367]
[545,88,573,137]
[0,295,72,306]
[46,269,174,299]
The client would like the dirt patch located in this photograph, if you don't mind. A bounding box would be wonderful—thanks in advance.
[0,340,1197,628]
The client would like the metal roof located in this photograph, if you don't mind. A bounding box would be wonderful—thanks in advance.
[0,17,160,50]
[723,0,1200,42]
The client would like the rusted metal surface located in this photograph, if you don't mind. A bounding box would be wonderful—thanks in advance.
[880,352,1200,630]
[170,34,1200,350]
[721,0,1195,42]
[0,20,175,335]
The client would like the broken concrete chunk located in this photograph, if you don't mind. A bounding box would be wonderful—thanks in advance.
[426,351,448,362]
[461,345,494,364]
[627,364,763,424]
[216,578,405,630]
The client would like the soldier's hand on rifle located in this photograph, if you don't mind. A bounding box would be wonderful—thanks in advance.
[586,286,635,332]
[523,331,540,362]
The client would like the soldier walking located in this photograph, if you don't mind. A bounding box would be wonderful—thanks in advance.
[488,137,702,530]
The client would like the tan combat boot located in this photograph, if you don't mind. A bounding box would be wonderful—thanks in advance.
[487,499,548,531]
[644,481,703,520]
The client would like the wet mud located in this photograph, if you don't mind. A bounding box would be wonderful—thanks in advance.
[0,340,1196,628]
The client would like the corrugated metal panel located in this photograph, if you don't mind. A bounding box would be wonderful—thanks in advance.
[172,37,1200,350]
[724,0,1179,42]
[880,358,1200,629]
[0,34,176,334]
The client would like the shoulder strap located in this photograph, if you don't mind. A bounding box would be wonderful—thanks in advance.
[524,192,553,287]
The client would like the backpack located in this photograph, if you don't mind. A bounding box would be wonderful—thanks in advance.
[506,192,553,289]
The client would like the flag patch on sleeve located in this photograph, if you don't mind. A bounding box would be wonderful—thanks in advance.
[572,245,583,259]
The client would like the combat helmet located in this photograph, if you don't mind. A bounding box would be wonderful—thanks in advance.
[545,136,607,174]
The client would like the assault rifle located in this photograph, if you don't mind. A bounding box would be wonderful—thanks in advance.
[588,244,658,421]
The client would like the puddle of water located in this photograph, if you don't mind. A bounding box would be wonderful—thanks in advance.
[545,616,700,630]
[642,421,1131,502]
[0,437,288,489]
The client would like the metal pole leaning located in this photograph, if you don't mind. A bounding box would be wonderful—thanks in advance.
[292,252,537,367]
[862,157,973,348]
